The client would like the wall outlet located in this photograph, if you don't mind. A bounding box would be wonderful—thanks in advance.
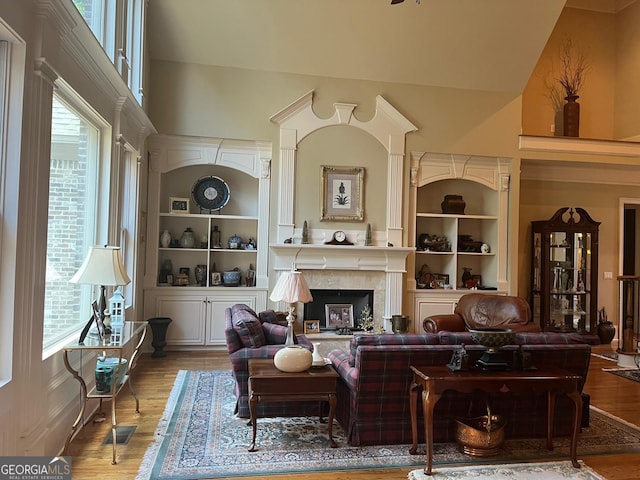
[604,272,613,280]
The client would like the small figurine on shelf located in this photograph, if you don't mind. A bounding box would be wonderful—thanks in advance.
[302,220,309,244]
[245,238,256,250]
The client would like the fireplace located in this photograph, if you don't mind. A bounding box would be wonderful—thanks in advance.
[304,289,373,331]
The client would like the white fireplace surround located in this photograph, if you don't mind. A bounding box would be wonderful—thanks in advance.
[269,92,416,328]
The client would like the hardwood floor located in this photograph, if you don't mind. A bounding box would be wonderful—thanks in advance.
[65,344,640,479]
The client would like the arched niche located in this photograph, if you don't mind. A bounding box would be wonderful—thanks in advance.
[270,90,417,246]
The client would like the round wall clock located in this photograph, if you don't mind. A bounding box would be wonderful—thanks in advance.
[192,176,230,212]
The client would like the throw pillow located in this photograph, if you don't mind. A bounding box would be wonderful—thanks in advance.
[262,322,293,345]
[233,310,266,348]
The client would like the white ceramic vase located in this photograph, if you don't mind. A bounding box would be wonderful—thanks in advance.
[160,229,172,248]
[273,345,312,372]
[311,342,324,367]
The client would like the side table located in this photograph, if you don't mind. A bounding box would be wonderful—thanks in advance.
[409,365,583,475]
[62,321,147,464]
[247,358,338,452]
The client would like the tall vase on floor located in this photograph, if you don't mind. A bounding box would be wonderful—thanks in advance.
[563,95,580,137]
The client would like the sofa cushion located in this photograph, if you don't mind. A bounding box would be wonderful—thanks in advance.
[259,309,288,326]
[233,309,266,348]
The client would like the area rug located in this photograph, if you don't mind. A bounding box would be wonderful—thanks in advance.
[591,352,618,362]
[408,460,606,480]
[603,367,640,383]
[136,370,640,479]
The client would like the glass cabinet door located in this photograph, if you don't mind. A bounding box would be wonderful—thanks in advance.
[530,208,599,338]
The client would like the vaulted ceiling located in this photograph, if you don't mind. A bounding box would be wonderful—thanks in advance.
[146,0,631,94]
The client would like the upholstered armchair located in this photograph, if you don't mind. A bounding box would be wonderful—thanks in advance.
[224,304,315,418]
[423,293,541,333]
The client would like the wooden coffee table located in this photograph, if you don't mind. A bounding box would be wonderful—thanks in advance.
[247,358,339,452]
[409,365,583,475]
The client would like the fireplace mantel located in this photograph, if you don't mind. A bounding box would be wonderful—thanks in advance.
[270,244,413,272]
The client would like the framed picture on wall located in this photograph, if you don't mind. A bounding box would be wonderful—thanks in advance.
[320,166,364,222]
[325,303,354,329]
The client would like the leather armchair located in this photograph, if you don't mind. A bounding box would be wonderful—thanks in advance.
[423,293,541,333]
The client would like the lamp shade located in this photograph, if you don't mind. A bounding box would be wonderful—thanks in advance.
[269,270,313,304]
[69,246,131,286]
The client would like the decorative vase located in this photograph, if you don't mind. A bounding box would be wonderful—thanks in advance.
[441,195,466,214]
[180,227,195,248]
[597,308,615,344]
[391,315,410,334]
[211,225,221,248]
[160,229,172,248]
[195,264,207,286]
[461,267,473,288]
[563,95,580,137]
[273,345,313,372]
[228,233,243,249]
[311,342,324,367]
[159,258,173,284]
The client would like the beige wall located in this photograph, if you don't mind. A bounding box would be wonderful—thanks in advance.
[518,179,640,323]
[522,8,617,139]
[295,126,387,231]
[522,4,640,141]
[615,0,640,139]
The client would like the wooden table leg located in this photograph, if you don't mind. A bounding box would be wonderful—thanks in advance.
[422,389,441,475]
[248,391,258,452]
[547,391,556,450]
[409,381,420,455]
[327,393,337,448]
[567,389,583,468]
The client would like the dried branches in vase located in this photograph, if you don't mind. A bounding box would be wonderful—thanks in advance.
[556,38,589,99]
[554,37,590,137]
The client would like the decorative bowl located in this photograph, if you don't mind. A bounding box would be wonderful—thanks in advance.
[468,328,515,351]
[223,269,241,286]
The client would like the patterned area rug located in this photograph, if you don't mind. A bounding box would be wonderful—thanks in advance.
[136,370,640,479]
[408,460,606,480]
[603,367,640,383]
[591,352,618,362]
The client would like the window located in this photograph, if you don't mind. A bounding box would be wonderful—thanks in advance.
[43,93,106,349]
[72,0,106,50]
[72,0,146,106]
[0,34,25,383]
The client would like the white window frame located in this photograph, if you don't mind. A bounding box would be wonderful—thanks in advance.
[0,30,25,385]
[43,85,112,353]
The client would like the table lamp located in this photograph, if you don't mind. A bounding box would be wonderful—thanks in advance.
[269,267,314,372]
[269,267,313,346]
[70,245,131,342]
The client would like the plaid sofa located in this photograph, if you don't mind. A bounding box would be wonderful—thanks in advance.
[327,331,591,446]
[224,304,316,418]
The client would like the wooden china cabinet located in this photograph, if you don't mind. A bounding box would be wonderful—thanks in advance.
[530,207,600,338]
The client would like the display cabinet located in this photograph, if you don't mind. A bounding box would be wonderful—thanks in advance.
[144,135,271,347]
[407,153,511,333]
[530,207,600,336]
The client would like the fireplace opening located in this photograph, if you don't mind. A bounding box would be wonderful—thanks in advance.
[304,289,373,331]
